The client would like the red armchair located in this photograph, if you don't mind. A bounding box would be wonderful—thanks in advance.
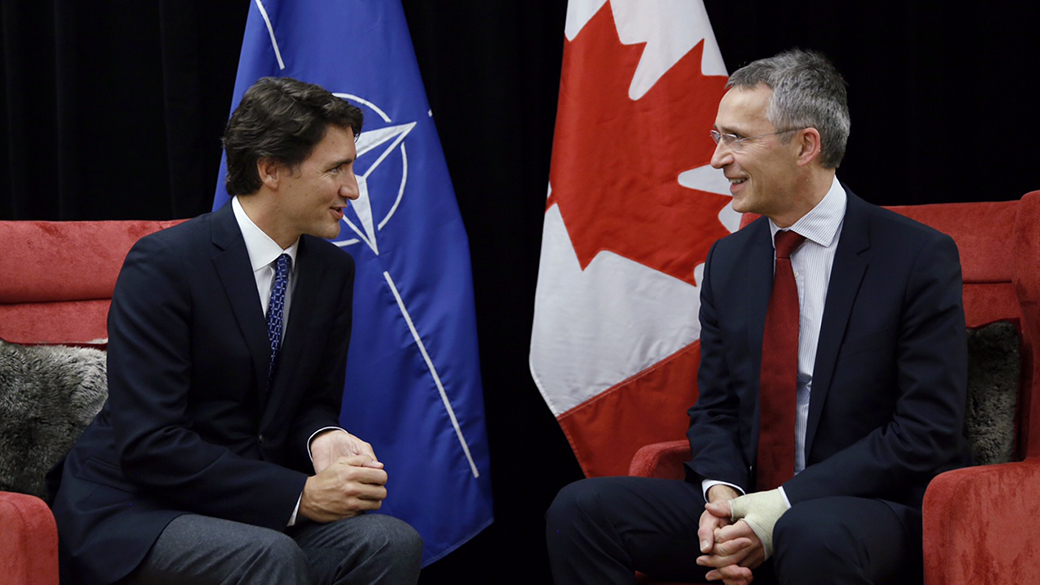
[630,191,1040,585]
[0,219,182,585]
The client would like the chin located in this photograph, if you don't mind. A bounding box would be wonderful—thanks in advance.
[306,223,341,240]
[323,225,342,240]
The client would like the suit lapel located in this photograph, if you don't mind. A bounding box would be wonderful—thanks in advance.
[210,204,271,399]
[744,219,776,457]
[804,191,870,458]
[746,219,776,386]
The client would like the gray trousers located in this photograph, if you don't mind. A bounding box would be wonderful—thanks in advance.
[123,513,422,585]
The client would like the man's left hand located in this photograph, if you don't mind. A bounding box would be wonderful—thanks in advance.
[310,429,380,474]
[704,488,788,563]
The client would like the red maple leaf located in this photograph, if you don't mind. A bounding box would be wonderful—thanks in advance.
[549,3,731,286]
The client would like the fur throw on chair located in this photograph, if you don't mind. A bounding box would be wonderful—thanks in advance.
[965,321,1020,466]
[0,340,107,499]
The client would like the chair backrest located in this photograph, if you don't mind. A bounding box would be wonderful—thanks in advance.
[0,220,184,345]
[741,191,1040,462]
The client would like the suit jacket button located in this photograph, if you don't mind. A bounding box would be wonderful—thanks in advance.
[258,434,265,444]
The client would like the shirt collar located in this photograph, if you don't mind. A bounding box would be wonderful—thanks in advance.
[231,196,299,272]
[769,176,847,248]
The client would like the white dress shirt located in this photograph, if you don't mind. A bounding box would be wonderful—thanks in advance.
[703,177,847,503]
[231,196,299,325]
[769,176,846,474]
[231,196,343,525]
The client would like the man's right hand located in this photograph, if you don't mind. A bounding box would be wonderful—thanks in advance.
[698,484,757,585]
[699,484,739,553]
[299,454,387,523]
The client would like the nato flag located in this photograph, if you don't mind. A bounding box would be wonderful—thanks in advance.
[213,0,493,566]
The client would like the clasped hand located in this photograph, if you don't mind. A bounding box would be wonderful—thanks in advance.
[696,486,786,585]
[299,430,387,523]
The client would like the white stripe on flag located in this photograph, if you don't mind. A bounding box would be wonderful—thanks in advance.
[383,271,480,478]
[253,0,286,71]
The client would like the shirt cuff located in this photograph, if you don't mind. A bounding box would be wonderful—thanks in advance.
[288,494,301,527]
[307,426,347,464]
[778,485,793,509]
[296,426,346,526]
[701,479,745,502]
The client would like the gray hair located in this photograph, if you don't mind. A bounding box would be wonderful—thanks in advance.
[727,49,850,168]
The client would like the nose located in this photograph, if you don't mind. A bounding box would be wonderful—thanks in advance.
[710,140,732,169]
[342,172,360,200]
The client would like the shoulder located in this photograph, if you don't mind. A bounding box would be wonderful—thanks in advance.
[709,215,769,259]
[130,209,220,258]
[849,192,957,253]
[299,235,356,277]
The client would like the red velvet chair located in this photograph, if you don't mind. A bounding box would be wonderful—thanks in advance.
[0,219,183,585]
[630,191,1040,585]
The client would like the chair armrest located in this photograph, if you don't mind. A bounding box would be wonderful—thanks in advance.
[923,459,1040,585]
[0,491,59,585]
[628,439,690,480]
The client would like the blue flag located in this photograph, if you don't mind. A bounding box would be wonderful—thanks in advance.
[213,0,493,566]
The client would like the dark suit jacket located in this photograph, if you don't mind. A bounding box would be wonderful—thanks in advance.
[686,189,971,517]
[50,204,356,585]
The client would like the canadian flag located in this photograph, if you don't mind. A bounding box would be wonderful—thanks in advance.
[530,0,734,477]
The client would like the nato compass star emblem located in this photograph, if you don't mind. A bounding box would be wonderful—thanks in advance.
[332,93,416,255]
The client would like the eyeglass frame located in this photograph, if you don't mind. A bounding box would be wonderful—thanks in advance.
[709,127,805,149]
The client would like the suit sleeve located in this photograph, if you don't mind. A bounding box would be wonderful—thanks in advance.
[107,235,306,531]
[686,241,752,491]
[784,233,968,504]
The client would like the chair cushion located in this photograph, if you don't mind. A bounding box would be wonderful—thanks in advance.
[965,321,1020,465]
[0,340,107,499]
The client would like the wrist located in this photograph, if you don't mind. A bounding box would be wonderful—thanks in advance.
[707,484,740,503]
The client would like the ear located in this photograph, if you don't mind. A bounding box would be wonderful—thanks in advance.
[256,158,282,190]
[794,128,823,167]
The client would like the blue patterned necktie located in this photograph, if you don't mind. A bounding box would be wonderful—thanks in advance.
[267,253,291,380]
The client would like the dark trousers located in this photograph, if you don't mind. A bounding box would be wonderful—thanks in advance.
[122,512,423,585]
[545,476,922,585]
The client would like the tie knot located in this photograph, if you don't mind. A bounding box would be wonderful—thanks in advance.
[274,253,292,276]
[774,230,806,259]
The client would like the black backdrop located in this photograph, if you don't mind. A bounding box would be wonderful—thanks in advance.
[2,1,1039,583]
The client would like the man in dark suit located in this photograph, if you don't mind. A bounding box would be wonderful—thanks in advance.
[49,77,422,585]
[546,49,970,585]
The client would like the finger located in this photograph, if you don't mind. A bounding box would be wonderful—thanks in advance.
[698,510,722,552]
[357,440,378,460]
[348,468,389,486]
[352,488,387,503]
[716,564,753,582]
[705,569,745,583]
[716,520,754,542]
[339,454,379,468]
[705,500,732,518]
[696,545,749,570]
[714,537,753,556]
[705,564,752,585]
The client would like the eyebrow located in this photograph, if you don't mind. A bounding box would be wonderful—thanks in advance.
[713,124,745,136]
[326,157,355,170]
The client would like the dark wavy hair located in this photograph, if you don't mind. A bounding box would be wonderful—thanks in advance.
[222,77,363,195]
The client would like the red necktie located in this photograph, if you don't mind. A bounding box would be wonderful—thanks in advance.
[756,230,806,491]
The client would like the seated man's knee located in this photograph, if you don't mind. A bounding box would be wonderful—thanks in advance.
[772,500,862,582]
[547,478,616,528]
[250,530,311,577]
[363,514,424,563]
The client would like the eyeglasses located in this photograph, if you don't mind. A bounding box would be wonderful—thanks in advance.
[709,128,802,150]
